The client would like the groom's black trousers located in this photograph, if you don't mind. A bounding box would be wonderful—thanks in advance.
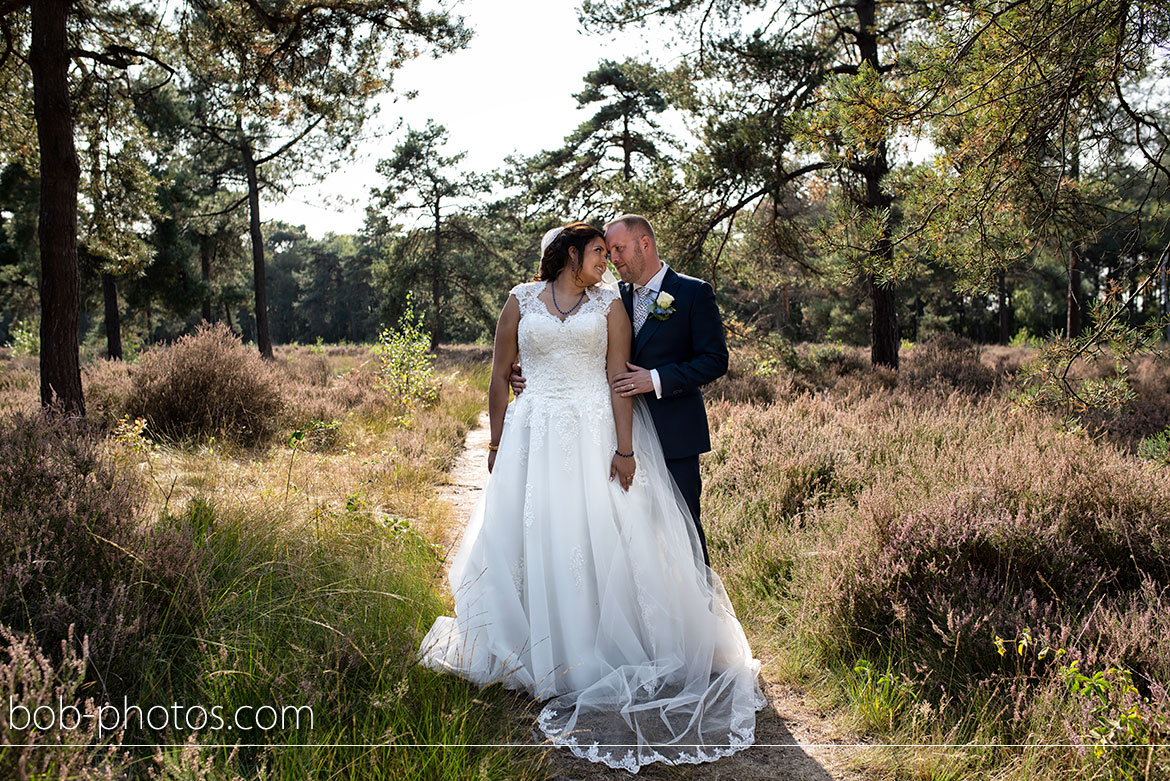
[664,455,710,567]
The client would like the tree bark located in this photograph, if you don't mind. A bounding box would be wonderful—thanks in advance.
[31,0,85,414]
[200,233,213,322]
[856,0,898,369]
[622,113,632,181]
[431,194,442,351]
[1066,146,1082,339]
[869,274,899,367]
[998,266,1010,344]
[1066,243,1082,338]
[779,283,790,330]
[101,273,122,360]
[242,137,273,359]
[1162,247,1169,344]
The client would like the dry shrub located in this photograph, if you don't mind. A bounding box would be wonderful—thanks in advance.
[274,344,436,436]
[292,353,334,385]
[704,384,1170,754]
[707,349,792,404]
[802,342,870,381]
[0,413,143,659]
[828,363,899,396]
[0,412,206,702]
[284,351,333,387]
[0,366,34,392]
[0,353,38,414]
[0,368,36,412]
[281,361,388,435]
[283,384,347,431]
[278,348,347,432]
[1005,348,1170,450]
[325,343,371,358]
[126,322,284,445]
[82,358,133,424]
[902,333,996,393]
[435,344,492,371]
[706,341,876,404]
[331,364,384,409]
[0,350,38,372]
[982,344,1035,379]
[1090,351,1170,450]
[0,626,126,780]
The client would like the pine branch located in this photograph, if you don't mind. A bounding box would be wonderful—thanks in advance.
[255,114,325,165]
[69,44,175,74]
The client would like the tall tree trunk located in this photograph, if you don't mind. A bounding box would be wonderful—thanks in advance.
[622,113,632,181]
[1162,247,1169,344]
[332,260,343,342]
[242,137,273,359]
[200,234,213,322]
[223,301,234,331]
[998,266,1010,344]
[430,196,442,351]
[85,122,122,362]
[856,0,898,367]
[1067,243,1082,338]
[1066,146,1082,339]
[31,0,85,414]
[869,273,898,367]
[856,0,898,369]
[101,273,122,360]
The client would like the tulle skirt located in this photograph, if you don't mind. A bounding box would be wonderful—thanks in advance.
[418,390,764,772]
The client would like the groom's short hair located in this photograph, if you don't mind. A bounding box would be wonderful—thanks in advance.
[605,214,656,249]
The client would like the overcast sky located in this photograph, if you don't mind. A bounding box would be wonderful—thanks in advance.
[267,0,681,238]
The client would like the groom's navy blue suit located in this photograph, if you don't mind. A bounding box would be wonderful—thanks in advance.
[621,267,728,566]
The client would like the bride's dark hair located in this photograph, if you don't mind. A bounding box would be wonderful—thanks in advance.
[535,221,604,282]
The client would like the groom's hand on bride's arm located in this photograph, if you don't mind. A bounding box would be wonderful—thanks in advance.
[509,362,526,395]
[613,362,657,397]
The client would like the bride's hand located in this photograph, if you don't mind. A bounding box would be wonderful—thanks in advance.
[488,450,497,473]
[610,452,635,491]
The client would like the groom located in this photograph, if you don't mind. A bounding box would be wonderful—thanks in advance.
[512,214,728,565]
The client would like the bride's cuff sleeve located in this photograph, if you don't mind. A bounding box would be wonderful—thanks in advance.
[650,368,663,399]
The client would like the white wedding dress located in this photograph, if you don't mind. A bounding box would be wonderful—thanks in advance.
[418,280,764,772]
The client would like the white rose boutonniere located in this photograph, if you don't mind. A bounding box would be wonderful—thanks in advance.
[648,290,676,321]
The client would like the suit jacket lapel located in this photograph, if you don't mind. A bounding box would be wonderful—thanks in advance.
[620,281,634,323]
[633,268,680,357]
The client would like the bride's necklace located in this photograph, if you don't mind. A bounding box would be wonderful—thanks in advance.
[551,281,586,316]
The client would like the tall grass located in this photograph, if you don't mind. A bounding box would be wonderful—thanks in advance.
[129,495,541,780]
[0,340,545,779]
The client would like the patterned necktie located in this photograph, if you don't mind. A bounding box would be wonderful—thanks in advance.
[632,286,654,336]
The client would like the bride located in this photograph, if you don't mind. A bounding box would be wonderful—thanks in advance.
[418,221,764,772]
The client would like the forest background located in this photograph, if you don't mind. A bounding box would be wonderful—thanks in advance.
[2,0,1168,391]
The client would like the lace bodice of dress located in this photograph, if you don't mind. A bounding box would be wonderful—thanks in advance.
[510,281,618,399]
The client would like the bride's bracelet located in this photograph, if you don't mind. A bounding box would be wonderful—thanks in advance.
[615,449,634,458]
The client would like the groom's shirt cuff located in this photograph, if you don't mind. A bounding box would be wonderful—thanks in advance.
[650,369,663,399]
